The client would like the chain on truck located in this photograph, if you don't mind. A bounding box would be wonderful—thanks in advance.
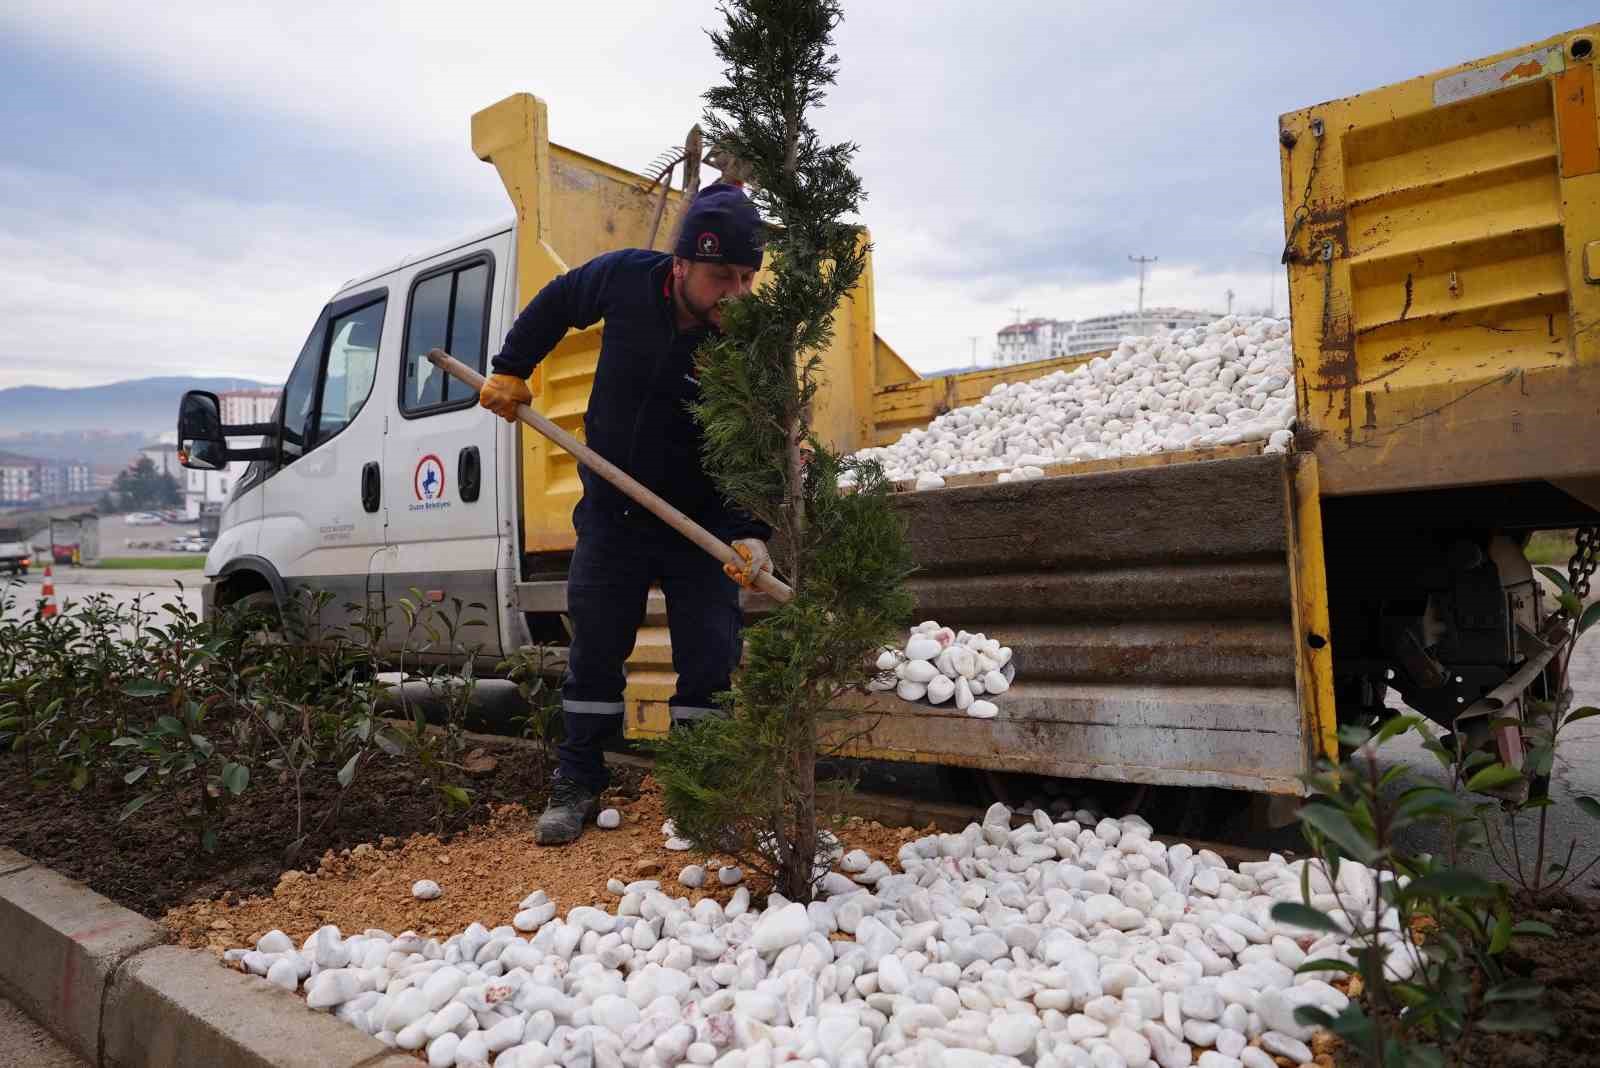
[177,23,1600,817]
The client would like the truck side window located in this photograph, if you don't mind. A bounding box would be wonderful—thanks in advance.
[401,257,493,415]
[314,298,387,445]
[278,309,329,465]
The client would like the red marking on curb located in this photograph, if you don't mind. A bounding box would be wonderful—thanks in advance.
[65,917,145,944]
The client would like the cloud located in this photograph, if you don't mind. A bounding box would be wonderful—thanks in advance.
[2,1,1593,387]
[0,165,417,387]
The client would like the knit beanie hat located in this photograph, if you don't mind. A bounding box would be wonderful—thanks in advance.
[675,182,765,268]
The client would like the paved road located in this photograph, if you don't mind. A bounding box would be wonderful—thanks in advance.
[2,567,203,626]
[0,995,86,1067]
[1380,625,1600,893]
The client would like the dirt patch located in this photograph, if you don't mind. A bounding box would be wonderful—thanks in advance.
[163,777,932,955]
[1462,892,1600,1068]
[0,740,593,917]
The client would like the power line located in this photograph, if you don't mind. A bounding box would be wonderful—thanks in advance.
[1129,255,1158,315]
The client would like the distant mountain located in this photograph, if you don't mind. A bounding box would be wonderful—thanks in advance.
[0,431,152,474]
[0,376,273,437]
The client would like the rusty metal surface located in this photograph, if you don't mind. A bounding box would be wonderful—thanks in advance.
[904,560,1289,623]
[894,454,1289,573]
[930,621,1293,687]
[1278,25,1600,499]
[836,682,1304,795]
[864,453,1306,794]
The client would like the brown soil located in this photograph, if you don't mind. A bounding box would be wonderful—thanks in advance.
[0,740,590,917]
[163,777,931,956]
[1462,892,1600,1068]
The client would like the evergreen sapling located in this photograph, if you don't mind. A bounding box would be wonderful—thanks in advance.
[655,0,913,901]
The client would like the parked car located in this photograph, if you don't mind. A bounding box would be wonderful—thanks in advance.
[175,537,212,553]
[124,512,164,526]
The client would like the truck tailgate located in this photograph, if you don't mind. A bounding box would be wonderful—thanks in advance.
[837,453,1312,794]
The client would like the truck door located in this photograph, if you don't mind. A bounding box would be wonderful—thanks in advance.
[254,287,391,628]
[379,242,507,659]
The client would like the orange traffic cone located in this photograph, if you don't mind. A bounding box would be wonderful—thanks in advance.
[40,564,57,618]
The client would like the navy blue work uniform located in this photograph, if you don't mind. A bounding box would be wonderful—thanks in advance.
[490,248,769,794]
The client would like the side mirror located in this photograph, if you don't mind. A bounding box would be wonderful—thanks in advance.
[181,438,228,471]
[177,389,279,469]
[179,390,223,440]
[179,391,226,470]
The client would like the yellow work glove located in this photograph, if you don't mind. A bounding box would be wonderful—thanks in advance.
[723,539,772,589]
[479,372,533,421]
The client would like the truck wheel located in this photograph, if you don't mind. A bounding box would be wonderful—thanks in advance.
[228,590,284,645]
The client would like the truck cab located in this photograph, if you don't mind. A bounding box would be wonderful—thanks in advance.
[183,225,526,665]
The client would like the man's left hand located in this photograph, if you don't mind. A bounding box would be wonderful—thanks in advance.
[724,539,772,589]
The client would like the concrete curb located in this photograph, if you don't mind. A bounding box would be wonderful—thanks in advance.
[0,849,411,1068]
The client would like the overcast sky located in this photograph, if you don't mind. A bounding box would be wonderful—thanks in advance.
[1,2,1589,389]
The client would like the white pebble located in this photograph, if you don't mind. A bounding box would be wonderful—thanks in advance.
[597,808,621,829]
[256,930,294,954]
[1260,1031,1313,1063]
[968,699,998,719]
[411,880,442,901]
[265,958,299,991]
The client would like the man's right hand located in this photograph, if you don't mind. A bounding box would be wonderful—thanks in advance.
[479,373,533,421]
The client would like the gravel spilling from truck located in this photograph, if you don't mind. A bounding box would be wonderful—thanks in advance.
[872,621,1016,718]
[851,316,1295,488]
[217,801,1383,1068]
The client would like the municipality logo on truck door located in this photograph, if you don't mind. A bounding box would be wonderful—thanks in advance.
[411,454,449,512]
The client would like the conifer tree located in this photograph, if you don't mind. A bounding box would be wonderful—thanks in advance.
[655,0,913,900]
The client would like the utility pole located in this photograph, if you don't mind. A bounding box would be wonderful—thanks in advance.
[1009,305,1025,324]
[1225,288,1235,315]
[968,335,979,366]
[1129,255,1157,315]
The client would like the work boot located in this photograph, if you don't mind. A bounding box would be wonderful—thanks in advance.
[536,777,600,845]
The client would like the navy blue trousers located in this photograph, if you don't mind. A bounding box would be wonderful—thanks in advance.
[556,506,743,793]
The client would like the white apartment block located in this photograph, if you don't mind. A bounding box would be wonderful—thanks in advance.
[995,307,1221,365]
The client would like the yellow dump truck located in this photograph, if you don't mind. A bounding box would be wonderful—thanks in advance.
[185,24,1598,805]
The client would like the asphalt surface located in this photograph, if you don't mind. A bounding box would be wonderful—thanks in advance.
[0,995,87,1067]
[1,565,204,625]
[1380,625,1600,891]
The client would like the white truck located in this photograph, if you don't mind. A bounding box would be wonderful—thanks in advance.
[0,528,30,576]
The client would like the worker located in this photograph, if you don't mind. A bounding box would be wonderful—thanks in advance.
[479,183,774,845]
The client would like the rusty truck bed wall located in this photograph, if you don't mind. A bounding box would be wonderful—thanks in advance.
[1279,24,1600,506]
[836,453,1313,795]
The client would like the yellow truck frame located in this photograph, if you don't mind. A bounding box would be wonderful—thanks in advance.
[479,22,1598,799]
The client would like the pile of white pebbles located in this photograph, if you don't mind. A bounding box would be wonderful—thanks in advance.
[850,316,1296,491]
[871,622,1015,718]
[225,801,1404,1068]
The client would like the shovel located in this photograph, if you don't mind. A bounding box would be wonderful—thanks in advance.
[426,349,793,604]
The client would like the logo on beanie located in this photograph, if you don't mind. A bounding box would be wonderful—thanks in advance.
[696,231,721,258]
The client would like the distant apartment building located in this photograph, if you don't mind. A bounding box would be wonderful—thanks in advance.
[995,318,1077,364]
[996,307,1221,365]
[0,450,94,506]
[0,451,36,504]
[37,462,91,500]
[219,387,281,426]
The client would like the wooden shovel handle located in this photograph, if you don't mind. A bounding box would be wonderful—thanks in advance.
[426,349,793,604]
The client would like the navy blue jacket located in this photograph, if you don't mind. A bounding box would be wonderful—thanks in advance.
[491,249,770,543]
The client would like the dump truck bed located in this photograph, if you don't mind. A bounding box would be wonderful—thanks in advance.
[836,452,1316,794]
